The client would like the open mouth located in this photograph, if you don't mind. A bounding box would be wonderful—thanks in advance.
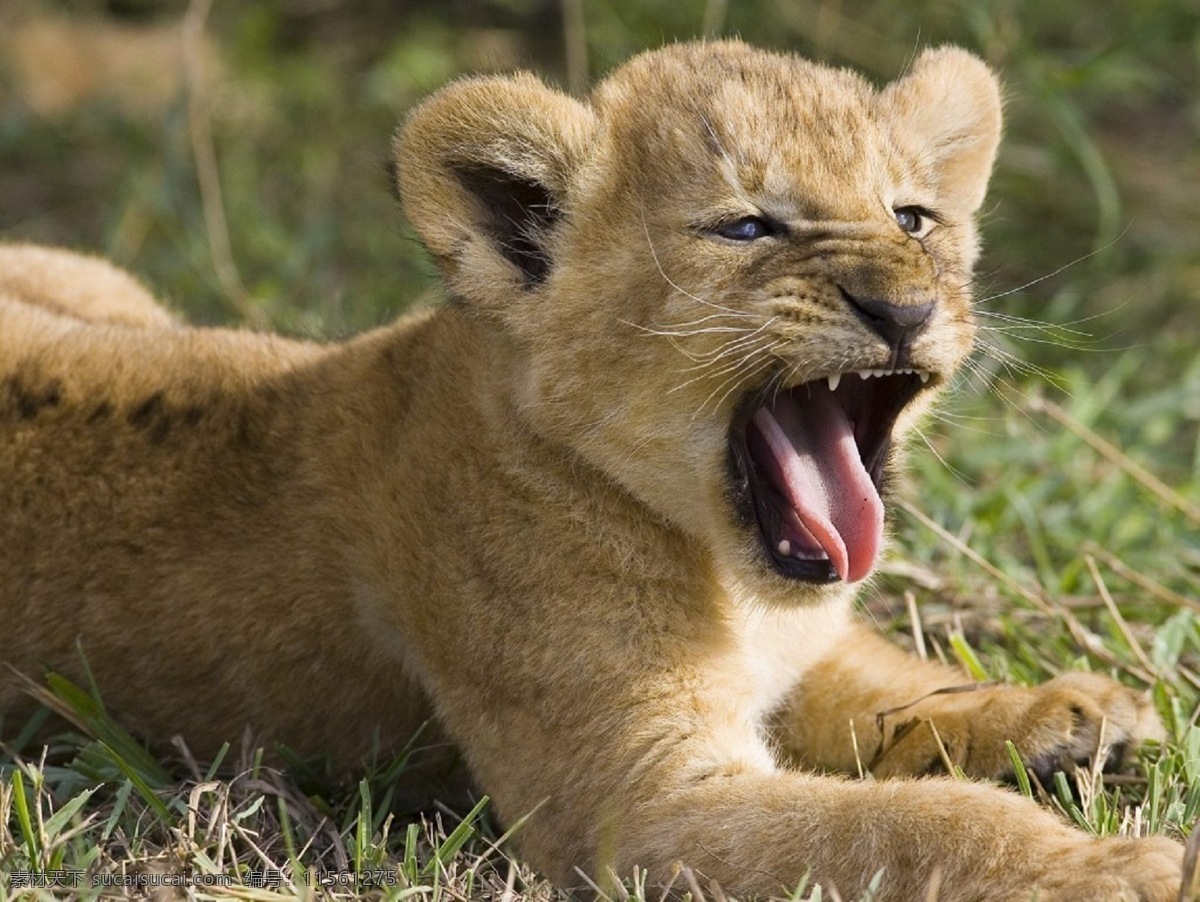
[728,369,934,584]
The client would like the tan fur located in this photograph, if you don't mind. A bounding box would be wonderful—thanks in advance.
[0,244,176,327]
[0,42,1182,899]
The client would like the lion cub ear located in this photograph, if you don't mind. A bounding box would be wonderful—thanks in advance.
[879,47,1003,216]
[393,74,596,307]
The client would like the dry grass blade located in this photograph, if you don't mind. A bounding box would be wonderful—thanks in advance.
[1079,545,1200,690]
[1082,541,1200,614]
[561,0,588,95]
[1027,395,1200,527]
[897,501,1158,684]
[1084,555,1162,680]
[905,590,929,661]
[182,0,265,327]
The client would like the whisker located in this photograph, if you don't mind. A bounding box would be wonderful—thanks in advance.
[674,319,782,371]
[975,327,1105,351]
[927,408,1006,428]
[976,341,1065,386]
[974,229,1129,306]
[695,353,780,420]
[624,320,757,338]
[667,337,777,396]
[975,319,1093,340]
[639,205,745,318]
[686,341,784,417]
[974,308,1100,332]
[912,425,974,487]
[647,310,758,330]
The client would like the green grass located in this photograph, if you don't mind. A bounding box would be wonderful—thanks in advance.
[2,0,1199,898]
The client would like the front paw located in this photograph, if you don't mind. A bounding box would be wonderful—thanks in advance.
[870,671,1163,783]
[1006,672,1164,787]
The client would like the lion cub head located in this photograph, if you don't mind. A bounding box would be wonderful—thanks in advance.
[395,41,1001,602]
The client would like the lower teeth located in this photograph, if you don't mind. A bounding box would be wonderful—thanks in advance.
[776,538,828,561]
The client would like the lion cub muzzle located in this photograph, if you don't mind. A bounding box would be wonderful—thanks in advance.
[840,289,935,366]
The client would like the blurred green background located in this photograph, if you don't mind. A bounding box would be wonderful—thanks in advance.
[1,0,1197,612]
[2,0,1197,341]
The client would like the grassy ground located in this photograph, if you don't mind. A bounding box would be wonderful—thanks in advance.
[1,0,1199,898]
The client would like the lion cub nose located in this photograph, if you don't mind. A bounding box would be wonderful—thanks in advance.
[842,290,936,353]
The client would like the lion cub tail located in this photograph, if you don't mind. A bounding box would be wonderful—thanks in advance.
[0,243,176,329]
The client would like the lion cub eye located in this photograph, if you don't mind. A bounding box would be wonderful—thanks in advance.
[714,216,775,241]
[893,206,935,236]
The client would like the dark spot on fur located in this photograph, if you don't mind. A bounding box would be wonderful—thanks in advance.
[919,756,947,778]
[1109,740,1129,767]
[182,406,205,427]
[127,391,174,444]
[148,417,171,444]
[88,402,113,423]
[260,385,282,408]
[7,377,63,420]
[1025,753,1077,798]
[42,381,61,407]
[234,409,257,448]
[128,392,164,428]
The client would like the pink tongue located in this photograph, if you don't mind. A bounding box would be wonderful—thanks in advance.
[752,388,883,583]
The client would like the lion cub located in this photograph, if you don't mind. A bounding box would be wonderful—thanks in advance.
[0,41,1183,899]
